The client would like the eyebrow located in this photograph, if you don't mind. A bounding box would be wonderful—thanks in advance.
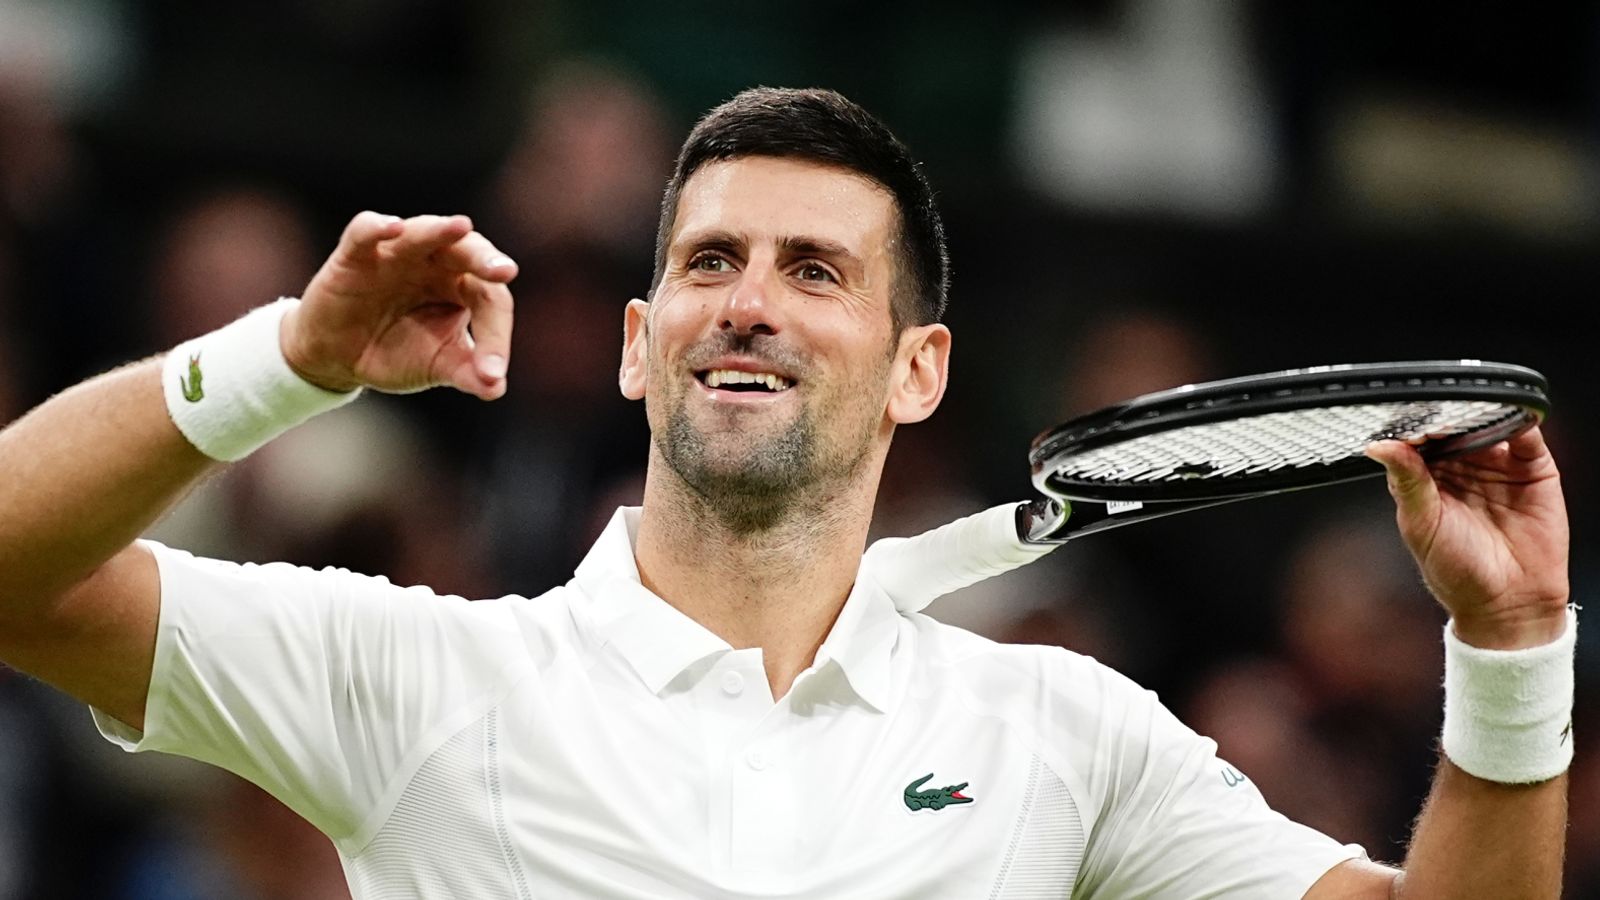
[675,228,744,257]
[674,229,863,268]
[778,234,857,265]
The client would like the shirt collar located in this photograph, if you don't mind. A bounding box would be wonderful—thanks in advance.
[815,566,898,712]
[572,507,899,711]
[574,508,732,693]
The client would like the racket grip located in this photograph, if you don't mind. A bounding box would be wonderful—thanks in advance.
[863,502,1060,614]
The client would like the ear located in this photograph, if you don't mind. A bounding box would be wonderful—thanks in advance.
[619,298,650,400]
[886,323,951,425]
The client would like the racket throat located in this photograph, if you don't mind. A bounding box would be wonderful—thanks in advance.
[1018,498,1071,543]
[1017,495,1249,544]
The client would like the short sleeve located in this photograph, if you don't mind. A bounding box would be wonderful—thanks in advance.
[90,541,530,841]
[1071,665,1365,898]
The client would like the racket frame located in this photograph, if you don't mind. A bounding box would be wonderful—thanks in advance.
[1021,360,1550,544]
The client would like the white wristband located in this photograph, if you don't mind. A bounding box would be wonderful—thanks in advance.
[1441,606,1577,784]
[162,298,362,461]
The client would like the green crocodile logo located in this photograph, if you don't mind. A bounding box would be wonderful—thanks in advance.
[180,353,204,402]
[903,773,973,811]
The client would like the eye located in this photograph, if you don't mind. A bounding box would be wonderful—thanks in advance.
[688,252,732,273]
[794,261,837,283]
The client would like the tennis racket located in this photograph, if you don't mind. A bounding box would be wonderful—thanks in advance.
[864,360,1550,613]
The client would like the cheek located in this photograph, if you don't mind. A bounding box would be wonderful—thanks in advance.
[817,333,898,408]
[647,296,717,358]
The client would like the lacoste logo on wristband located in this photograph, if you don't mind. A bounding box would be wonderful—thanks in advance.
[180,354,205,402]
[903,773,973,811]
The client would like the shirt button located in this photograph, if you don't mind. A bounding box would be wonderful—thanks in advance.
[746,749,769,771]
[721,671,745,696]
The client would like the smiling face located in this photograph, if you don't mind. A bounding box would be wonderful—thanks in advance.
[620,156,950,532]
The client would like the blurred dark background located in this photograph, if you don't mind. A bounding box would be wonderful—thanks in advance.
[1,1,1597,897]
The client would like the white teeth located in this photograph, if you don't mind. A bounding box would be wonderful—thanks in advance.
[703,369,792,391]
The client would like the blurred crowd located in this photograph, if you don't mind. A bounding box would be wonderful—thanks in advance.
[2,1,1598,898]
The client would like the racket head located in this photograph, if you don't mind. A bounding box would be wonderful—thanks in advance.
[1030,360,1549,503]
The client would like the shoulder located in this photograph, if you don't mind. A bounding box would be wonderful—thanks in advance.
[902,613,1162,767]
[905,612,1150,712]
[476,580,593,665]
[900,613,1176,818]
[144,540,588,662]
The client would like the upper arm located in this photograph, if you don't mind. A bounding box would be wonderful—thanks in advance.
[72,544,529,839]
[0,357,208,733]
[0,542,160,731]
[1303,859,1400,899]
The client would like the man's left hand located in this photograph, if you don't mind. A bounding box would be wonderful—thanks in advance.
[1366,426,1569,650]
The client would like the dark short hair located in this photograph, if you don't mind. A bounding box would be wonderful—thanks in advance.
[651,87,949,328]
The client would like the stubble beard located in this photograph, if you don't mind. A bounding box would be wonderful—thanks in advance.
[652,358,886,537]
[658,406,828,533]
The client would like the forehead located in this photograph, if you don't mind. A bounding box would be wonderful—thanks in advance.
[670,157,897,254]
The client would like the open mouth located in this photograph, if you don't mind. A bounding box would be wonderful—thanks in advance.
[695,368,794,394]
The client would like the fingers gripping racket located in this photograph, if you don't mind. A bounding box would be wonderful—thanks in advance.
[865,360,1550,613]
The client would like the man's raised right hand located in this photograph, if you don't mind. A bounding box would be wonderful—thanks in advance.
[280,212,518,400]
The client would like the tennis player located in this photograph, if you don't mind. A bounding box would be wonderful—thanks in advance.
[0,89,1572,897]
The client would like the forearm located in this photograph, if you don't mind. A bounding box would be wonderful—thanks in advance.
[1392,609,1573,898]
[1395,760,1566,899]
[0,358,213,614]
[1308,619,1574,900]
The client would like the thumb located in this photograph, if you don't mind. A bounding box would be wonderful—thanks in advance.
[1365,439,1442,535]
[439,338,507,401]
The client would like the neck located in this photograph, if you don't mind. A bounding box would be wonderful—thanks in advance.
[633,445,883,699]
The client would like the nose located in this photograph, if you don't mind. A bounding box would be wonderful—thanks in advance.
[718,263,778,336]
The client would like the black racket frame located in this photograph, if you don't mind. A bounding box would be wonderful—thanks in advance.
[1018,361,1550,544]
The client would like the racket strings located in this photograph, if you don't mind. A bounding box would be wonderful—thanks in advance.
[1057,400,1522,486]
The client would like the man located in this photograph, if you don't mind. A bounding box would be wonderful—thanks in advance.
[0,88,1573,897]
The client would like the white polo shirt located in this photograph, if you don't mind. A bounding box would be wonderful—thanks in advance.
[94,507,1362,898]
